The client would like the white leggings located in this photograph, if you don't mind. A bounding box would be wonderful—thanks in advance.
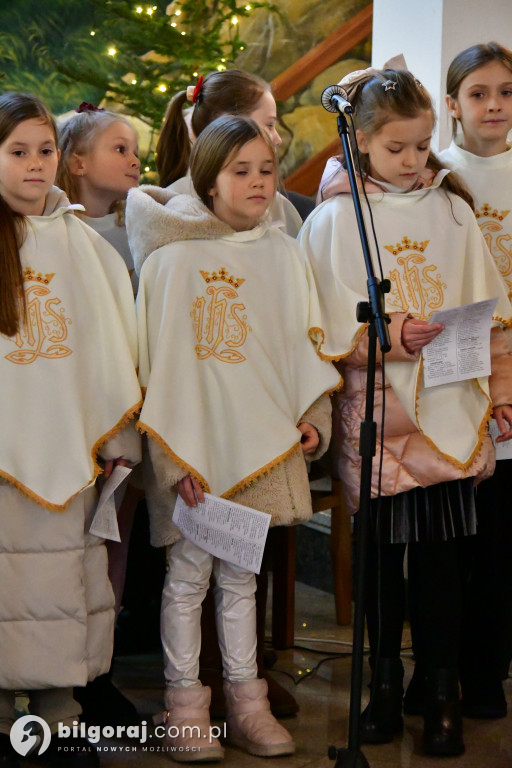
[161,538,257,687]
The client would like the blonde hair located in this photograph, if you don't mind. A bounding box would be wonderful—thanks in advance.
[57,110,135,223]
[190,115,277,213]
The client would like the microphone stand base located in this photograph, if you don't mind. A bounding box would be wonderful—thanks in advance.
[328,746,371,768]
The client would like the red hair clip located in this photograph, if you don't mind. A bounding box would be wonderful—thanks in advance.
[192,76,204,104]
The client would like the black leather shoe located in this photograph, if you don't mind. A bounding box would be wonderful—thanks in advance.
[422,668,465,757]
[360,658,404,744]
[0,734,20,768]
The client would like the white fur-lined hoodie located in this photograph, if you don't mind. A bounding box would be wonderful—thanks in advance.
[126,185,333,547]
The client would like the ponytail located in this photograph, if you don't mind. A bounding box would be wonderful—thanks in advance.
[156,91,191,187]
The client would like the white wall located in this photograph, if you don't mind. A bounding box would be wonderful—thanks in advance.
[372,0,512,151]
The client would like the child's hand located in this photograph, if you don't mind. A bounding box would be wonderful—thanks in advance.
[493,405,512,442]
[177,475,205,507]
[299,422,320,455]
[102,457,131,479]
[402,318,444,353]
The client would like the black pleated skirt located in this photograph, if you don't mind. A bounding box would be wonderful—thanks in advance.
[370,478,477,544]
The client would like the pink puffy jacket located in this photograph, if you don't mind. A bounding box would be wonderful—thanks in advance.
[332,312,512,513]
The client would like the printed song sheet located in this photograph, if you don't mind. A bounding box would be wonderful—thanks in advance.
[488,418,512,461]
[90,465,133,541]
[422,298,498,388]
[172,493,271,574]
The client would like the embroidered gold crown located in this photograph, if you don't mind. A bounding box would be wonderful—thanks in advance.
[475,203,509,221]
[384,236,429,256]
[23,267,55,285]
[200,267,245,288]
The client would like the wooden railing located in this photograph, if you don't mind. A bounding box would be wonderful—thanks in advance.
[270,3,373,195]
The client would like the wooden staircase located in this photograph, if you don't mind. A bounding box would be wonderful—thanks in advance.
[270,3,373,197]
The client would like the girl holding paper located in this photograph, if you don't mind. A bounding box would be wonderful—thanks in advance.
[439,41,512,721]
[127,115,340,761]
[300,67,512,756]
[0,92,141,767]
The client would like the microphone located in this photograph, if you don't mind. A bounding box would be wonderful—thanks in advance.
[321,84,353,115]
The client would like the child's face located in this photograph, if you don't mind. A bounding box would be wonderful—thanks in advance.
[248,91,282,147]
[208,136,275,231]
[356,111,433,189]
[76,121,140,202]
[0,118,59,216]
[446,60,512,156]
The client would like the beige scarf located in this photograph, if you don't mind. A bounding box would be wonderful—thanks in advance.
[300,173,512,469]
[0,206,142,509]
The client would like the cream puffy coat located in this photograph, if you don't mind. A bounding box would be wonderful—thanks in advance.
[0,189,141,689]
[126,186,334,547]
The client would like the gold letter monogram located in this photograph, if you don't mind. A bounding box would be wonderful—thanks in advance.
[385,237,446,319]
[4,268,72,365]
[191,268,251,364]
[476,205,512,297]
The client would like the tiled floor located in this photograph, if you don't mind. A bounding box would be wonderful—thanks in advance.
[71,581,512,767]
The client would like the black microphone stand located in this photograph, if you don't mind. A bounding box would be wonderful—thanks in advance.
[326,110,391,768]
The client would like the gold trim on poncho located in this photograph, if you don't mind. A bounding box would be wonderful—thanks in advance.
[0,205,141,510]
[299,173,512,468]
[136,217,341,497]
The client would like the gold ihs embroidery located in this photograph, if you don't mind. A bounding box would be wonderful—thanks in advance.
[191,268,251,363]
[475,205,512,294]
[385,237,446,319]
[4,268,72,365]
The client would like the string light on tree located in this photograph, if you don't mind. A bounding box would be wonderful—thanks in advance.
[56,0,275,180]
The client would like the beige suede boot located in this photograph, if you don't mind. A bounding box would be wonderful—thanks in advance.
[223,678,295,757]
[156,685,225,763]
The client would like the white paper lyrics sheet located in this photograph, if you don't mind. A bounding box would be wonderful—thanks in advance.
[90,465,133,541]
[422,298,497,388]
[172,493,271,574]
[488,418,512,461]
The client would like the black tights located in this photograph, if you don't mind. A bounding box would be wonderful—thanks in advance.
[365,537,473,669]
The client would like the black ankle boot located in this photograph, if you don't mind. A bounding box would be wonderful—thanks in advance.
[422,667,465,756]
[74,670,139,727]
[360,657,404,744]
[403,663,427,716]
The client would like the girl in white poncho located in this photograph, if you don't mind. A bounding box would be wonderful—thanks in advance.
[56,104,143,730]
[300,68,512,757]
[129,116,340,762]
[439,41,512,722]
[0,93,141,768]
[155,69,304,236]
